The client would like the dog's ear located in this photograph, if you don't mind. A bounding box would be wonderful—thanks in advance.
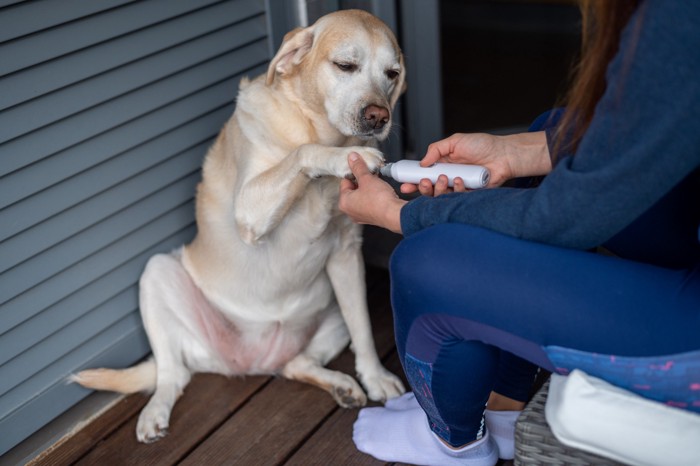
[266,27,314,85]
[389,53,408,108]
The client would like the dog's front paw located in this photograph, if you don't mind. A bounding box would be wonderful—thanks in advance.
[359,367,405,403]
[328,146,384,180]
[345,147,384,179]
[136,400,171,443]
[354,147,385,174]
[331,373,368,408]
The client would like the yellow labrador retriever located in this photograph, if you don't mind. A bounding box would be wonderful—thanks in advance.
[72,9,406,443]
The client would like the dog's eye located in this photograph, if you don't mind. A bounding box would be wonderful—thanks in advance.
[385,69,400,80]
[334,62,358,72]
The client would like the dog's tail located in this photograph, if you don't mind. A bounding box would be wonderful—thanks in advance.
[70,357,157,394]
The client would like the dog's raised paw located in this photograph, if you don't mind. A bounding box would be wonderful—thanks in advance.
[354,148,385,174]
[333,147,385,179]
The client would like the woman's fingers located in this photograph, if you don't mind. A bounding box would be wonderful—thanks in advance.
[401,175,468,196]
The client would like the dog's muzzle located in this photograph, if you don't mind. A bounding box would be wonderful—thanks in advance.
[361,105,390,133]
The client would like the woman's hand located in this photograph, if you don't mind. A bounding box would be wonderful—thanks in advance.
[401,131,551,196]
[339,152,406,234]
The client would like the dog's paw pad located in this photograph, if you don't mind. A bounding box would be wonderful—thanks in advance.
[333,386,367,408]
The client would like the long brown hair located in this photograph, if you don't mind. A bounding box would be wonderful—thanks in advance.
[553,0,641,158]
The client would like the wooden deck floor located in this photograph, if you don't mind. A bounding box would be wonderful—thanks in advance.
[30,266,409,466]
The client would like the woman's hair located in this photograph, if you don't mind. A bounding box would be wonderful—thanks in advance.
[553,0,640,158]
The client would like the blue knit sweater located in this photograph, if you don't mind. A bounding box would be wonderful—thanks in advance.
[400,0,700,261]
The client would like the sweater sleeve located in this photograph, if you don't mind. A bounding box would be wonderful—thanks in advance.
[400,0,700,250]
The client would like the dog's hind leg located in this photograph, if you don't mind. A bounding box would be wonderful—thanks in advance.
[282,308,368,408]
[134,251,210,443]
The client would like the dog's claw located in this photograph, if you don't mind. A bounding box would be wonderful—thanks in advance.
[360,368,406,403]
[140,427,168,444]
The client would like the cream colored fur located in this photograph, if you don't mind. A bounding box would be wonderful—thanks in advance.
[72,9,406,443]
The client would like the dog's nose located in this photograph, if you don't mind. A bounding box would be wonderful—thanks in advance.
[363,105,390,130]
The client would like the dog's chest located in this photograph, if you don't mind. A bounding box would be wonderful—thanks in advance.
[277,178,341,243]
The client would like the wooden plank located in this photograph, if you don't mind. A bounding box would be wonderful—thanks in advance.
[29,394,148,466]
[73,374,270,466]
[285,352,407,466]
[285,407,388,466]
[180,376,339,466]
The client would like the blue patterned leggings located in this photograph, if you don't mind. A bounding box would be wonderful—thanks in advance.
[390,223,700,446]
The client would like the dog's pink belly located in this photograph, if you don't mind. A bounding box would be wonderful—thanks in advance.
[191,291,314,374]
[218,322,313,374]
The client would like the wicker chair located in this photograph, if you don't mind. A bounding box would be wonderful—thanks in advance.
[514,379,626,465]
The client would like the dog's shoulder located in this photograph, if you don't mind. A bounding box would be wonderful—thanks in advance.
[234,74,317,156]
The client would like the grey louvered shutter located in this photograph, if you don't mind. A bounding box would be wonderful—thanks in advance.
[0,0,280,455]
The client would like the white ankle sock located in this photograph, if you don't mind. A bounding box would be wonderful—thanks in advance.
[484,409,520,460]
[353,405,498,466]
[385,391,419,410]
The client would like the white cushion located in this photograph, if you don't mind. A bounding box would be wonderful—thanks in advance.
[545,369,700,466]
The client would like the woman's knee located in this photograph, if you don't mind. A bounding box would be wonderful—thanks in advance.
[390,223,507,289]
[392,224,479,268]
[389,224,495,326]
